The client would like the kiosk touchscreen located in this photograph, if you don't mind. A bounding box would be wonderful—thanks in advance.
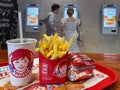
[102,4,118,34]
[63,4,78,18]
[25,4,40,32]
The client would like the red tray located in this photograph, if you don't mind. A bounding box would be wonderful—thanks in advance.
[0,60,118,90]
[86,62,118,90]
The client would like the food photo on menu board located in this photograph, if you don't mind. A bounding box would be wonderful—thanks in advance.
[26,7,39,26]
[103,8,117,27]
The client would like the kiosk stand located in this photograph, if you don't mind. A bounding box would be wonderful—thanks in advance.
[25,4,40,32]
[102,4,118,34]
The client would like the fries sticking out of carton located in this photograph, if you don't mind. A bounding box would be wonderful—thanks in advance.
[36,33,74,60]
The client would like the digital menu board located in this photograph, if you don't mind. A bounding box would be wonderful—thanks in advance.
[103,8,117,27]
[26,7,39,26]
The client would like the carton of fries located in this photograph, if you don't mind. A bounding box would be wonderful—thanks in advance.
[38,33,74,84]
[39,52,68,84]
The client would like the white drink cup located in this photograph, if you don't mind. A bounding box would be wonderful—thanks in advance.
[6,38,37,86]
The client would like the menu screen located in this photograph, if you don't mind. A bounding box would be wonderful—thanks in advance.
[26,7,39,26]
[64,7,78,18]
[103,8,117,27]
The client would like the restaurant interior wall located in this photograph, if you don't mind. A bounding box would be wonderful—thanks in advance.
[17,0,120,53]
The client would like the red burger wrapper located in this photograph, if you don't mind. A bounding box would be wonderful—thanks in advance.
[68,53,96,81]
[39,52,68,84]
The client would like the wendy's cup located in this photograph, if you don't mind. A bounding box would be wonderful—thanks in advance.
[6,38,37,86]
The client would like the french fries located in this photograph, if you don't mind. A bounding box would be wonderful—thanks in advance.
[37,33,74,60]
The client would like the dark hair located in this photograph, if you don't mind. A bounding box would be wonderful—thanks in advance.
[67,8,74,17]
[51,3,60,11]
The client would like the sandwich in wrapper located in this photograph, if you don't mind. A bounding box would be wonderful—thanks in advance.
[68,52,96,81]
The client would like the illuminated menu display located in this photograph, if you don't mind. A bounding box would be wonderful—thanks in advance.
[26,7,39,26]
[103,8,117,27]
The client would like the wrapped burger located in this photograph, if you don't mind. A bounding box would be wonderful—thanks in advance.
[68,52,96,81]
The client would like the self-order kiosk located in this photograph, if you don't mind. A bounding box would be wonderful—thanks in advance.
[102,4,118,34]
[25,4,40,32]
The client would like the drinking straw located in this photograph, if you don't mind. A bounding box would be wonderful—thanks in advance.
[18,12,23,42]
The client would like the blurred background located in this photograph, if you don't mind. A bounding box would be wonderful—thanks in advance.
[0,0,120,53]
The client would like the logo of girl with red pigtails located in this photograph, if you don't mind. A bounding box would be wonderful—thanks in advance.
[53,59,67,78]
[9,49,34,78]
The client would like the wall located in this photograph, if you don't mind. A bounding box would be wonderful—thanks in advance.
[17,0,120,53]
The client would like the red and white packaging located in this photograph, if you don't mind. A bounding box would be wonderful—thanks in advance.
[39,52,68,84]
[6,38,37,86]
[68,52,96,81]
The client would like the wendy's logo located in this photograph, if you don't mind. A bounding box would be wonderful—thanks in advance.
[53,59,67,78]
[9,49,34,78]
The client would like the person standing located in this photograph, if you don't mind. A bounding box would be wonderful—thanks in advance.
[61,8,83,52]
[44,3,60,36]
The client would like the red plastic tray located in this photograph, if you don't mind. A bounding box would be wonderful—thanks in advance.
[0,60,118,90]
[86,62,118,90]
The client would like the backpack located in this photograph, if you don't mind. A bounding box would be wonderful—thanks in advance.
[42,14,52,25]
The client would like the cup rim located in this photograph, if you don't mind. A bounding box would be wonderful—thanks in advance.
[6,38,37,45]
